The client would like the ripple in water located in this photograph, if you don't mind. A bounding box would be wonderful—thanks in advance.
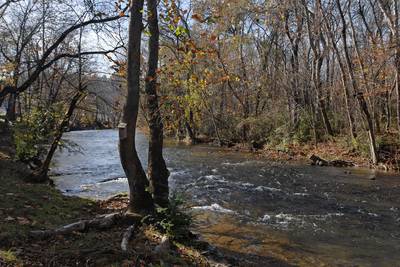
[52,130,400,266]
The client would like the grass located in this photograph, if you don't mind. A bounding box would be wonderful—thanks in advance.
[0,159,98,241]
[0,250,20,265]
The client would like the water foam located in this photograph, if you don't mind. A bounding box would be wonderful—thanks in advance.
[192,203,236,214]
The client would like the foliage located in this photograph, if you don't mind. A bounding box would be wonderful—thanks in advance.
[143,193,192,241]
[236,117,273,143]
[350,133,371,158]
[13,106,62,162]
[293,111,314,144]
[0,250,18,264]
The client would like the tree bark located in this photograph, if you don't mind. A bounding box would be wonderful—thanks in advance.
[145,0,170,208]
[377,0,400,131]
[336,0,378,164]
[303,0,334,137]
[29,91,85,183]
[5,93,16,122]
[119,0,154,213]
[319,1,357,140]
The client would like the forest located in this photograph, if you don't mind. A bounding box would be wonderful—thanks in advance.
[0,0,400,266]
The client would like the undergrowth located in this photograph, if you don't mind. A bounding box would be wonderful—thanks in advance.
[143,193,193,242]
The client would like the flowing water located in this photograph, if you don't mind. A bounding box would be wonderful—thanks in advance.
[52,130,400,266]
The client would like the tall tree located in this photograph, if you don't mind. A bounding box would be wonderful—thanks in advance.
[146,0,170,207]
[119,0,154,213]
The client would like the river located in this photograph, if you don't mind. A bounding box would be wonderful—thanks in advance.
[51,130,400,266]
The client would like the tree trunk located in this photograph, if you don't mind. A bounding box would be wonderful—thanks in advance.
[6,93,16,122]
[30,91,84,183]
[314,58,334,136]
[145,0,170,208]
[319,2,357,140]
[336,0,378,164]
[394,1,400,131]
[0,94,4,108]
[303,1,333,137]
[119,0,154,213]
[184,120,197,144]
[396,49,400,131]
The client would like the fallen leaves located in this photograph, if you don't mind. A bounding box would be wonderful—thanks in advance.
[3,215,32,225]
[5,216,15,221]
[17,217,30,225]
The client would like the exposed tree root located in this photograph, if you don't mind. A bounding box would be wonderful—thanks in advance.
[121,224,136,252]
[30,212,142,249]
[26,169,53,185]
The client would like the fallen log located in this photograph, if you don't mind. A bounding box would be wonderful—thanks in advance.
[310,154,354,167]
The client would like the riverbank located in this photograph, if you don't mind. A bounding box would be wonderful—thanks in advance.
[126,127,399,171]
[0,124,295,266]
[0,155,302,266]
[0,157,226,266]
[211,136,399,172]
[0,124,220,266]
[4,128,400,266]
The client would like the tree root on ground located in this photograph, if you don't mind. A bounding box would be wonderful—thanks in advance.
[121,224,136,252]
[30,212,142,251]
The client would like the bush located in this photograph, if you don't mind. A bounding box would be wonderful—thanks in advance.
[236,117,273,143]
[143,194,192,241]
[293,111,314,144]
[14,106,62,162]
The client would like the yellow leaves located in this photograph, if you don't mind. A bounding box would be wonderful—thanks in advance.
[173,16,180,24]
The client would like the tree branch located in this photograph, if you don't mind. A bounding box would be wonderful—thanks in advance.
[0,9,128,98]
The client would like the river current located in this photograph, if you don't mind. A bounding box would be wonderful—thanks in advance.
[51,130,400,266]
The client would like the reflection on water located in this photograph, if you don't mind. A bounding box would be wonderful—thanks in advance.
[52,130,400,266]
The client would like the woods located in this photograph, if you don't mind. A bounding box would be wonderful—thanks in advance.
[2,0,400,174]
[155,0,400,167]
[1,0,400,266]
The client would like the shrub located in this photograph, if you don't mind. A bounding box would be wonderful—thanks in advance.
[14,106,62,162]
[293,111,314,144]
[143,194,192,241]
[236,116,273,143]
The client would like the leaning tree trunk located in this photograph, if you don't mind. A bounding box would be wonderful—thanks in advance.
[6,93,16,122]
[319,1,357,141]
[0,86,8,107]
[29,91,84,183]
[145,0,170,208]
[30,27,88,183]
[336,0,378,164]
[396,47,400,131]
[119,0,154,213]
